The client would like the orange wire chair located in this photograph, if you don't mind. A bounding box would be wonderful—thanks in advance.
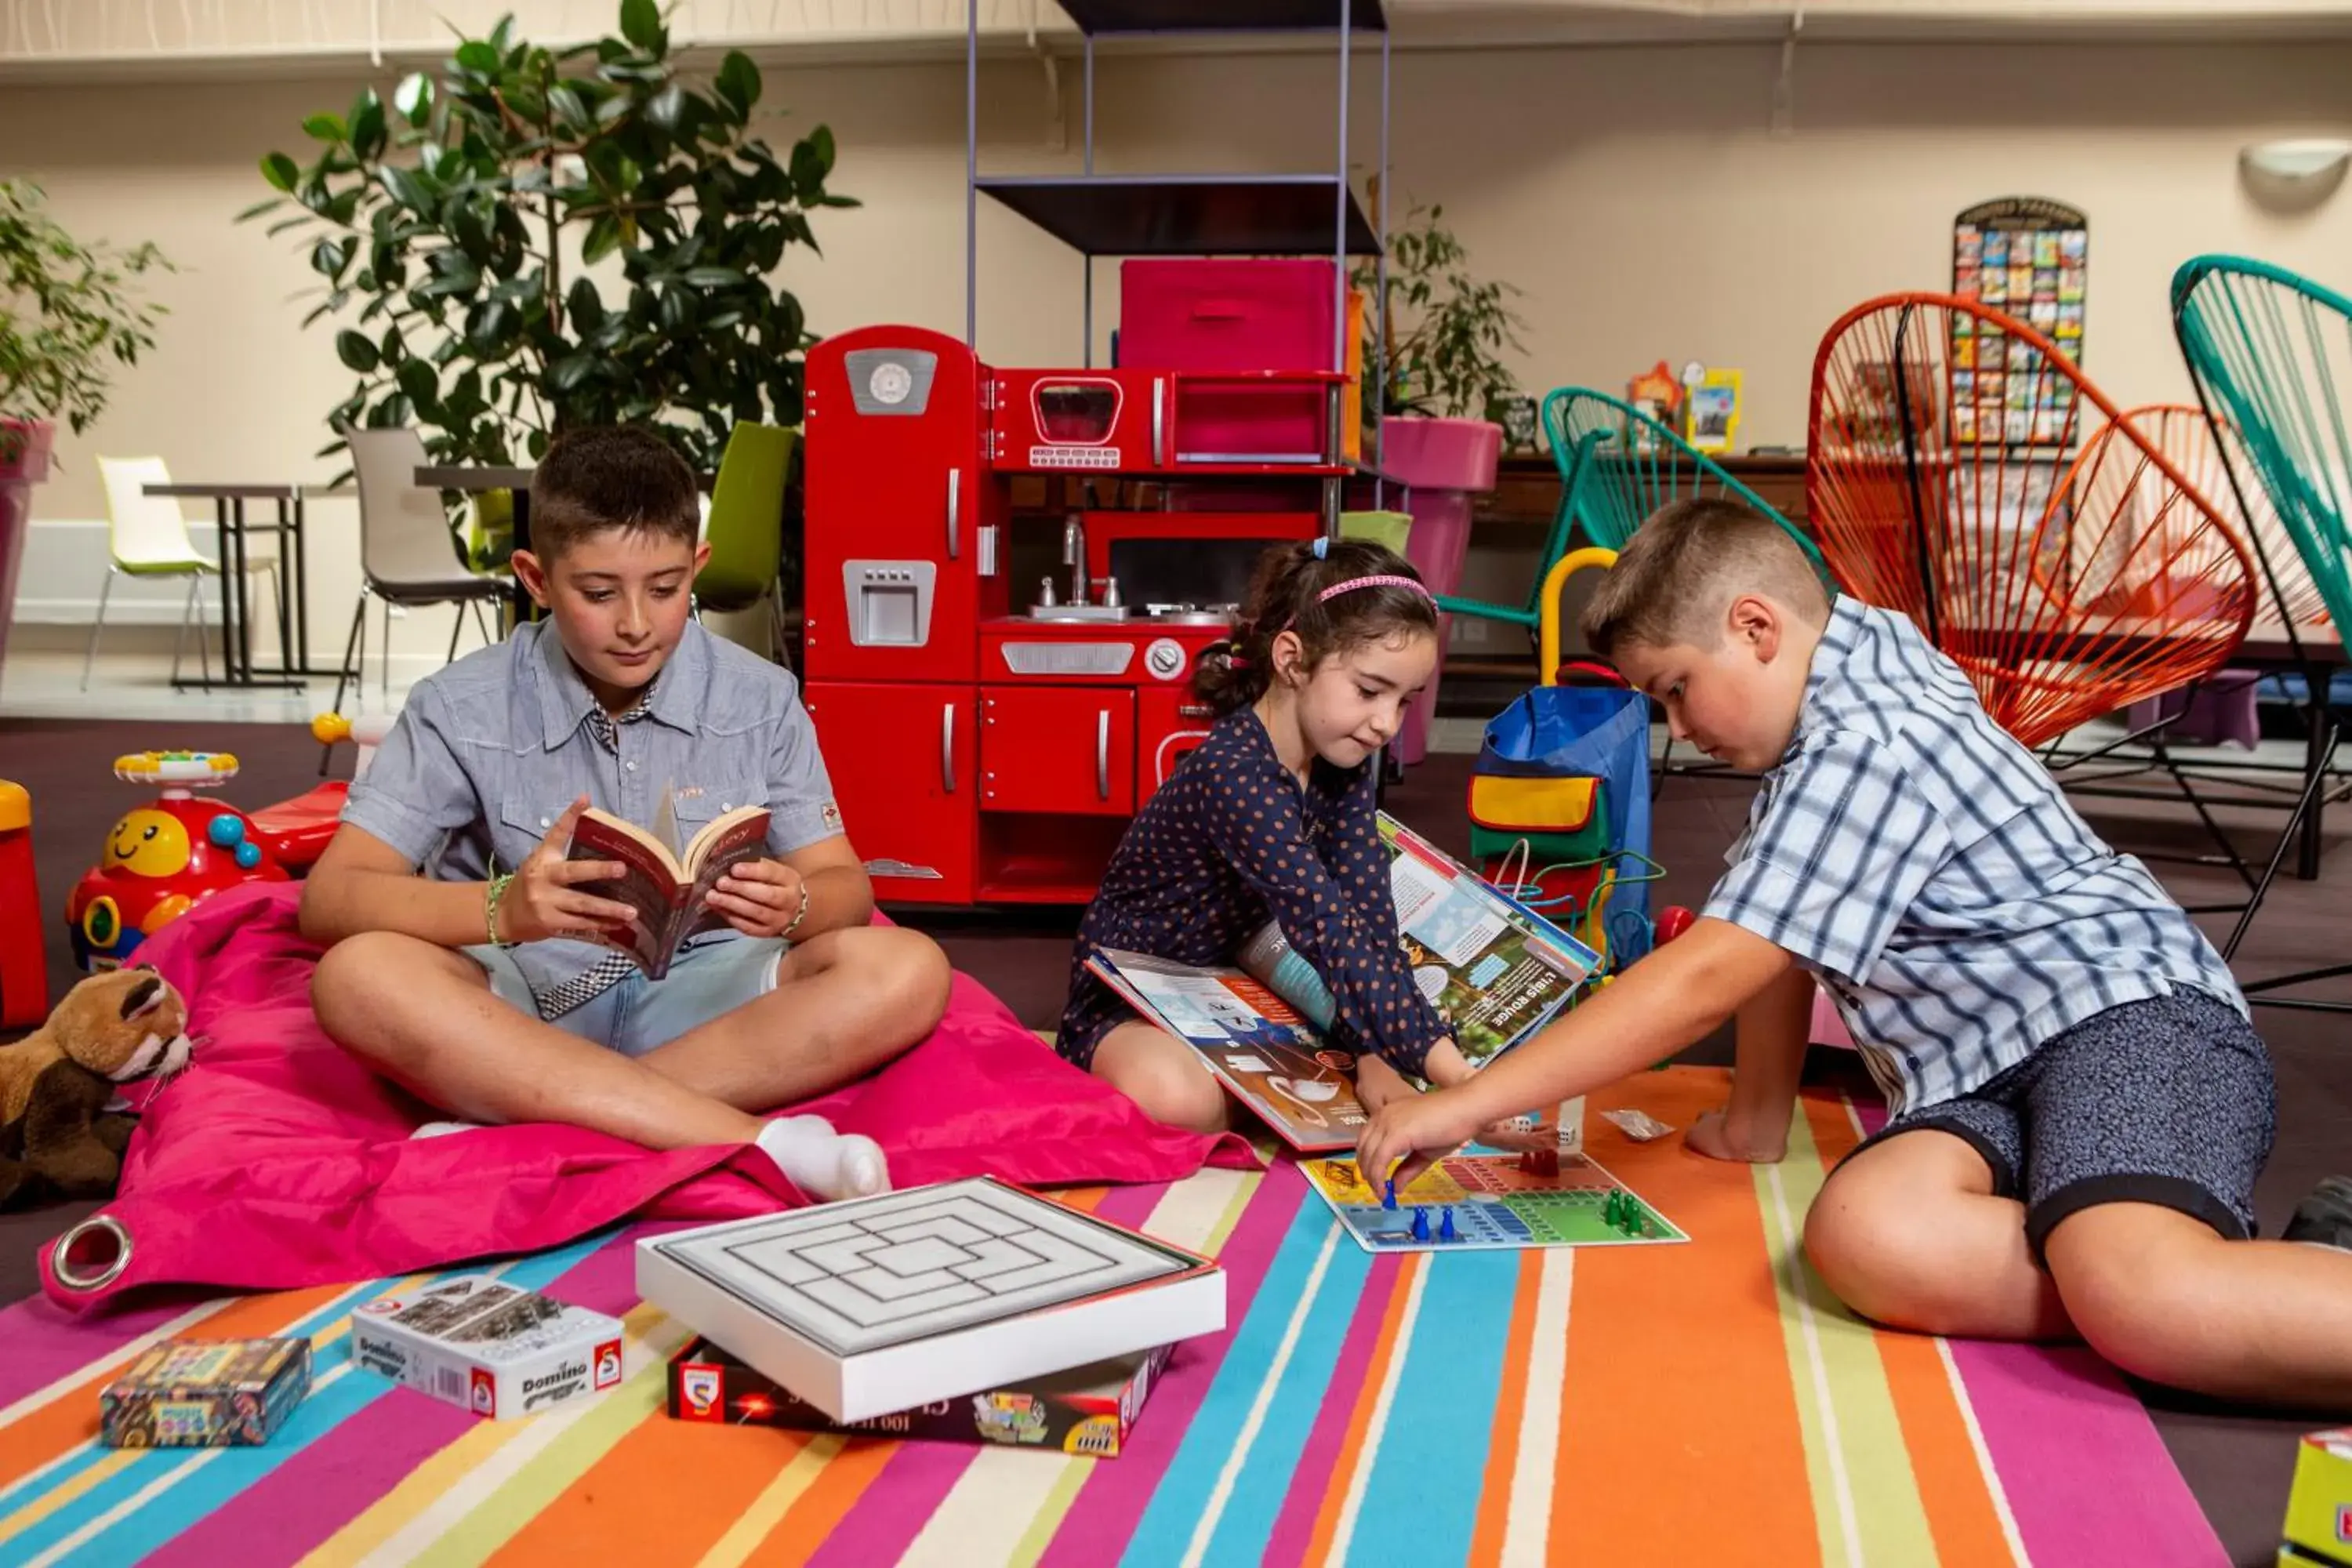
[1807,293,2257,751]
[2124,405,2332,633]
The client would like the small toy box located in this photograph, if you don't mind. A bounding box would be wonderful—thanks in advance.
[2283,1427,2352,1566]
[1119,258,1364,462]
[100,1337,310,1448]
[667,1336,1171,1457]
[350,1276,625,1420]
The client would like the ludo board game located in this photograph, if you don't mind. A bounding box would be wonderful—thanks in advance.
[1302,1148,1687,1254]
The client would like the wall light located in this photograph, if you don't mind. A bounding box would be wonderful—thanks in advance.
[2240,139,2352,211]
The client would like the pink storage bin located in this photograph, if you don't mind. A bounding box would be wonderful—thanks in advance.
[1378,416,1502,765]
[1120,260,1360,463]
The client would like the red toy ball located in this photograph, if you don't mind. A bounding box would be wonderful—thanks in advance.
[1653,905,1697,945]
[64,751,289,972]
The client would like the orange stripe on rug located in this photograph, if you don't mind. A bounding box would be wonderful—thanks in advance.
[0,1282,353,1493]
[742,1436,899,1564]
[1465,1251,1544,1568]
[1801,1091,2022,1567]
[481,1417,821,1567]
[1549,1068,1820,1562]
[1294,1254,1419,1568]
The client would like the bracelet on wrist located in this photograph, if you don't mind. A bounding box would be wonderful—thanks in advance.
[485,872,516,947]
[779,879,811,942]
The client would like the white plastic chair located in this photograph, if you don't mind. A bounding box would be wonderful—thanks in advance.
[337,427,504,710]
[84,456,280,691]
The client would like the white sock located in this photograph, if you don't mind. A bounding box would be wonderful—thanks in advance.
[411,1120,487,1140]
[754,1114,891,1202]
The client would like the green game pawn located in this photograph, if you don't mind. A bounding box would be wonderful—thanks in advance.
[1602,1192,1621,1227]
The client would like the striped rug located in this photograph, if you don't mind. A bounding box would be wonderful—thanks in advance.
[0,1067,2225,1567]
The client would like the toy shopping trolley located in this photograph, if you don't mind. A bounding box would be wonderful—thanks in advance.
[1468,548,1662,975]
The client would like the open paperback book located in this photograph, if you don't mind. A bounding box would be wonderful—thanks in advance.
[1084,817,1602,1152]
[565,787,771,981]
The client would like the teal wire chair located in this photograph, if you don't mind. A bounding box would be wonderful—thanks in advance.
[1433,387,1817,635]
[2171,254,2352,1007]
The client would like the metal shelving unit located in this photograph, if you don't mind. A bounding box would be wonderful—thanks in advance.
[963,0,1391,406]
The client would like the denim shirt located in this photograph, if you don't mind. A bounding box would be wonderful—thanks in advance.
[341,619,840,1009]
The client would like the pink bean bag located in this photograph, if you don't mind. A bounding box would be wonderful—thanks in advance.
[39,884,1251,1314]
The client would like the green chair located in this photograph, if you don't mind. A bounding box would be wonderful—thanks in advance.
[694,422,799,664]
[1433,387,1815,634]
[2171,253,2352,1005]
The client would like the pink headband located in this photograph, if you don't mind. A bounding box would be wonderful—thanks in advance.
[1318,574,1432,604]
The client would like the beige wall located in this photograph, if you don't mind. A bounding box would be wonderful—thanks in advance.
[6,37,2352,655]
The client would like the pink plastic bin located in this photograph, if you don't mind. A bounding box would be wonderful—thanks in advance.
[1120,260,1360,463]
[1378,416,1501,765]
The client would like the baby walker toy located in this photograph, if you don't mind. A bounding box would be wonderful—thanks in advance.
[66,753,291,972]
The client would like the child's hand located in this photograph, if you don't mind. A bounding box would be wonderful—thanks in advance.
[503,797,637,945]
[1358,1083,1488,1191]
[1353,1052,1415,1114]
[709,858,809,939]
[1683,1107,1788,1164]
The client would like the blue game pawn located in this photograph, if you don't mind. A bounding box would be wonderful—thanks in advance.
[1439,1207,1457,1242]
[1411,1206,1430,1242]
[1382,1178,1397,1211]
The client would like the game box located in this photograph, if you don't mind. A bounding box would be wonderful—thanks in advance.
[637,1176,1225,1424]
[2283,1427,2352,1566]
[100,1338,311,1448]
[350,1275,626,1420]
[666,1335,1172,1457]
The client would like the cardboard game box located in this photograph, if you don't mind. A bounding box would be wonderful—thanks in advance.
[350,1276,625,1420]
[667,1336,1172,1457]
[100,1338,311,1448]
[637,1176,1224,1424]
[2283,1427,2352,1566]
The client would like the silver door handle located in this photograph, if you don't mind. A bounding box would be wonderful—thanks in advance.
[941,702,956,793]
[946,467,961,561]
[1096,709,1110,800]
[1151,377,1166,467]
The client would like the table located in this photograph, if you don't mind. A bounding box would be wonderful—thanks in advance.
[143,481,326,691]
[416,465,537,620]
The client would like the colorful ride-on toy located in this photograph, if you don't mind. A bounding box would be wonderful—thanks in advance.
[65,752,292,972]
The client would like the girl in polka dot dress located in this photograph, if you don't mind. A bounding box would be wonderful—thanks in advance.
[1058,537,1473,1132]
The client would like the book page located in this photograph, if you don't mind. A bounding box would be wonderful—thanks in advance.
[683,809,774,944]
[566,812,688,977]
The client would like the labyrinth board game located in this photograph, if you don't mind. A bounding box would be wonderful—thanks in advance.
[637,1176,1225,1423]
[1302,1149,1687,1254]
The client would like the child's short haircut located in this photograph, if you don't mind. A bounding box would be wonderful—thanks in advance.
[527,426,700,561]
[1581,496,1831,657]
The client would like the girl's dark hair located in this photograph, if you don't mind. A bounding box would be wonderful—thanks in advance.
[1194,538,1440,714]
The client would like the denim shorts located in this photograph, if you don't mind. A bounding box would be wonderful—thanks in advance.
[463,934,787,1058]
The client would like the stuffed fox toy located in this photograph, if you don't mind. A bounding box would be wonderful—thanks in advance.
[0,968,191,1210]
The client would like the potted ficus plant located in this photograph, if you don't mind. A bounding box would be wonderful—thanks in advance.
[1351,194,1526,763]
[0,179,169,681]
[243,0,855,557]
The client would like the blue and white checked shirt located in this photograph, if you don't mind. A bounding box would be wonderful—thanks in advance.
[342,619,842,1016]
[1703,597,2247,1115]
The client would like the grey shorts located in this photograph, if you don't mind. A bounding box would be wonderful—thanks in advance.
[1849,989,2275,1258]
[464,935,786,1058]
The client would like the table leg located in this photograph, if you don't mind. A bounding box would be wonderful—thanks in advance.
[229,495,252,684]
[2299,662,2329,881]
[271,499,294,673]
[293,493,312,673]
[510,489,535,622]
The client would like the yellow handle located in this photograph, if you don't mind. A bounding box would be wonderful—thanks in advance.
[1537,546,1621,687]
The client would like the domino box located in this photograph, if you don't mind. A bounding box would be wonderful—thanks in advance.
[2282,1427,2352,1566]
[349,1276,625,1420]
[100,1338,311,1447]
[638,1176,1224,1424]
[667,1335,1172,1457]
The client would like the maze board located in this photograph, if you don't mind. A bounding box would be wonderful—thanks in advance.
[645,1179,1196,1357]
[1301,1152,1687,1254]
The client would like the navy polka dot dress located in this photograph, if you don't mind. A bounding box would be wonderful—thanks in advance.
[1058,708,1447,1077]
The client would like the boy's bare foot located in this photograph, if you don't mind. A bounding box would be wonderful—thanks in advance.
[1685,1107,1788,1163]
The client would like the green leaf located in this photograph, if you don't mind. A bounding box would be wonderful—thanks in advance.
[395,356,439,408]
[310,238,350,278]
[547,352,598,391]
[680,265,742,289]
[335,328,380,372]
[350,96,388,161]
[715,50,760,117]
[261,152,300,192]
[566,276,604,330]
[303,112,347,142]
[644,84,687,136]
[580,212,624,267]
[394,72,434,127]
[454,39,499,75]
[378,165,435,213]
[547,83,592,136]
[619,0,662,49]
[235,197,284,223]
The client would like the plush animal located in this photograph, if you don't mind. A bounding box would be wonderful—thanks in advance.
[0,968,190,1210]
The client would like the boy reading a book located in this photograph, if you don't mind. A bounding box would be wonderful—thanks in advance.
[1358,496,2352,1407]
[302,426,951,1162]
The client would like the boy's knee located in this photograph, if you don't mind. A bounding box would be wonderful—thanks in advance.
[795,926,952,1033]
[311,933,479,1051]
[1803,1180,1972,1334]
[2044,1206,2223,1384]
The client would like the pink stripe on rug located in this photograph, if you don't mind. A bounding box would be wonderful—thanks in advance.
[136,1232,647,1568]
[1953,1338,2225,1565]
[1091,1181,1174,1231]
[1033,1171,1309,1568]
[802,1443,980,1567]
[0,1293,204,1407]
[1259,1250,1403,1566]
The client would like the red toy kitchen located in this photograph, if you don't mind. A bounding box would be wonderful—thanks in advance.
[801,321,1359,908]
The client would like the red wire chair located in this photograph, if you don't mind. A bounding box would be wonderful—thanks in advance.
[1807,293,2256,750]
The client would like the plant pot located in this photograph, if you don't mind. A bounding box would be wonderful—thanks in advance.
[1374,416,1502,766]
[0,419,56,694]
